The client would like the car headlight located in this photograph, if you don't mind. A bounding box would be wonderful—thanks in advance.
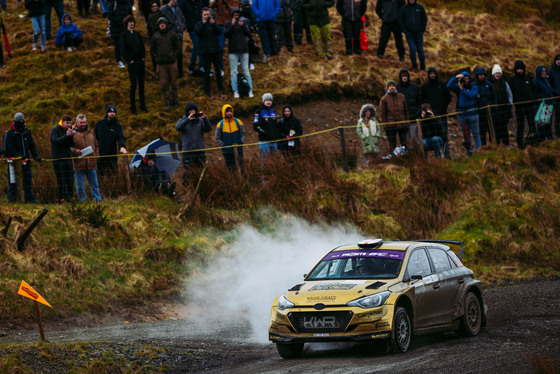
[277,295,295,311]
[347,291,391,309]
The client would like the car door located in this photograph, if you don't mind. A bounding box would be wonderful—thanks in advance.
[404,248,440,329]
[426,247,462,326]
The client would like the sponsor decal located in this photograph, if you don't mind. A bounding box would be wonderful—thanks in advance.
[373,332,391,339]
[324,250,405,261]
[303,316,338,329]
[357,310,383,318]
[310,283,357,291]
[376,322,390,328]
[314,333,330,337]
[415,274,438,287]
[307,296,336,302]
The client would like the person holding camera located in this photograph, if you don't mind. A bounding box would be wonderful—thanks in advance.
[50,114,77,203]
[196,7,226,98]
[418,103,444,159]
[176,102,212,169]
[447,71,480,156]
[224,7,254,98]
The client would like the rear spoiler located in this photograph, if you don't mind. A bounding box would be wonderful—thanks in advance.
[414,240,464,261]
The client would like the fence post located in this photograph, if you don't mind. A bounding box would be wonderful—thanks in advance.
[339,127,348,172]
[487,105,496,144]
[17,209,48,251]
[123,155,131,194]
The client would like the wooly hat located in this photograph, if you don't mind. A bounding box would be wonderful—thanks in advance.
[157,17,168,24]
[262,93,273,103]
[106,105,117,114]
[492,64,503,75]
[14,112,25,122]
[386,80,396,88]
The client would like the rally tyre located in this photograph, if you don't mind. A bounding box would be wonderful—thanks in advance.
[276,343,304,359]
[391,307,411,353]
[460,292,482,336]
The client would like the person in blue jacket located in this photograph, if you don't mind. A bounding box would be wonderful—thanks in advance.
[533,65,554,142]
[251,0,280,58]
[55,14,82,51]
[447,71,480,156]
[253,93,279,158]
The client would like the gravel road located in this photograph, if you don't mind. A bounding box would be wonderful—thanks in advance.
[2,280,559,373]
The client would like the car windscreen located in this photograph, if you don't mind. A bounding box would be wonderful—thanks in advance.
[306,250,405,280]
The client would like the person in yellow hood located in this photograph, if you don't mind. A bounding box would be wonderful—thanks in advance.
[215,104,245,173]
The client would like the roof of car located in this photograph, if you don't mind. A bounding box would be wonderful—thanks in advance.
[331,241,419,252]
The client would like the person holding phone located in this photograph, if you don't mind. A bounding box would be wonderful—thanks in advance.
[175,102,212,169]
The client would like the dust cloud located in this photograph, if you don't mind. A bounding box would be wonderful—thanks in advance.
[184,216,364,343]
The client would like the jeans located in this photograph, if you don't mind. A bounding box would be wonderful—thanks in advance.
[257,20,277,56]
[53,159,74,202]
[31,15,47,48]
[43,0,64,39]
[187,31,203,70]
[458,112,480,153]
[404,32,425,70]
[98,0,108,14]
[423,136,443,158]
[259,141,278,158]
[7,162,36,203]
[75,169,102,202]
[229,53,252,94]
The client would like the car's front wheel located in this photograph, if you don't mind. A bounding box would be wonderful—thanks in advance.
[460,292,482,336]
[391,307,411,353]
[276,343,304,359]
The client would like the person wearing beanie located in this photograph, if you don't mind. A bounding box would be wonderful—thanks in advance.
[509,60,537,149]
[224,7,254,99]
[4,112,41,203]
[175,102,212,168]
[120,15,148,115]
[447,71,480,155]
[253,92,279,157]
[421,67,452,158]
[94,106,128,176]
[472,66,496,146]
[357,103,381,164]
[379,80,409,151]
[398,0,427,71]
[489,63,513,145]
[151,16,180,108]
[50,114,76,203]
[549,54,560,138]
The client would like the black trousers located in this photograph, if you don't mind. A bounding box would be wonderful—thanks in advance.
[377,20,405,58]
[478,107,492,146]
[385,126,409,151]
[202,53,224,95]
[342,19,361,53]
[515,103,536,148]
[53,159,74,202]
[97,157,118,177]
[127,60,146,110]
[276,22,294,51]
[222,148,243,173]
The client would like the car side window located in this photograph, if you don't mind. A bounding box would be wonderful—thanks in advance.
[406,249,432,277]
[428,248,453,273]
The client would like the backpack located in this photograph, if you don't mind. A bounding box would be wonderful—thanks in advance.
[237,73,250,97]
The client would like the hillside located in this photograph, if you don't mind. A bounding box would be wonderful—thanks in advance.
[0,0,559,326]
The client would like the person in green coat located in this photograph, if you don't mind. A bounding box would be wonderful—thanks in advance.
[357,103,381,165]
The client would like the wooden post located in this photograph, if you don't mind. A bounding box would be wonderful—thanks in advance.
[17,209,48,252]
[123,155,132,194]
[339,127,348,172]
[34,300,46,341]
[487,106,496,144]
[180,166,208,219]
[2,216,12,237]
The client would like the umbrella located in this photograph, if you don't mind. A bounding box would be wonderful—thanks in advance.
[129,139,181,178]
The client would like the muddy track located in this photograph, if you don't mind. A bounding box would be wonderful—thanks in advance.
[2,279,559,373]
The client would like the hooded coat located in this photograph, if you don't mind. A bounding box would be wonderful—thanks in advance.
[398,0,426,34]
[55,14,82,46]
[357,104,381,154]
[175,102,212,152]
[24,0,45,18]
[396,68,422,119]
[94,107,127,158]
[278,104,303,150]
[379,89,409,127]
[224,8,251,54]
[534,65,553,104]
[472,67,496,108]
[5,123,40,160]
[109,0,133,38]
[375,0,403,23]
[251,0,280,22]
[421,67,451,116]
[215,104,246,152]
[151,20,180,64]
[336,0,366,22]
[508,60,536,104]
[447,71,479,115]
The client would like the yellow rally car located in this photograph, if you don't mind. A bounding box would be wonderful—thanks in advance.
[269,239,487,358]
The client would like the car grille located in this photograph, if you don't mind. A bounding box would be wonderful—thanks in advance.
[288,311,353,333]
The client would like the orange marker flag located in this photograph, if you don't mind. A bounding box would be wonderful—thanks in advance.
[17,280,52,308]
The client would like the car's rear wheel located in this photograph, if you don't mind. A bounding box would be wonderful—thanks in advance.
[391,307,411,353]
[460,292,482,336]
[276,343,304,359]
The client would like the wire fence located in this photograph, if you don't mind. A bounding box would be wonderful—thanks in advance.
[1,97,558,204]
